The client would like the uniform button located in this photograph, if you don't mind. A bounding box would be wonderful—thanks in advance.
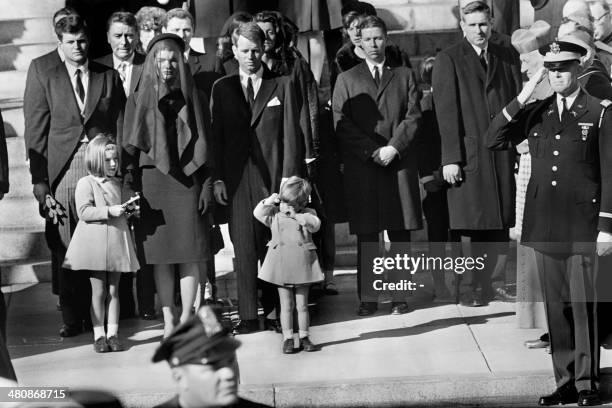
[593,199,597,203]
[534,132,538,136]
[552,165,558,171]
[298,242,303,246]
[490,114,494,119]
[553,150,559,156]
[555,134,560,140]
[551,181,557,186]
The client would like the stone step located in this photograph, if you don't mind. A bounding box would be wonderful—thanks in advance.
[0,195,43,231]
[0,0,64,22]
[0,43,55,72]
[3,106,24,139]
[0,70,26,105]
[0,230,47,264]
[0,261,50,285]
[0,17,54,47]
[4,165,32,198]
[6,135,26,166]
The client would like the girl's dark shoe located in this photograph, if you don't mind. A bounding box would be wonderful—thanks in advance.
[282,339,296,354]
[107,336,124,352]
[299,336,319,352]
[93,337,110,353]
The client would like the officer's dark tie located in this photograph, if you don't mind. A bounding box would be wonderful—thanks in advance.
[373,65,380,87]
[75,68,85,104]
[247,76,255,109]
[479,49,487,72]
[561,97,570,122]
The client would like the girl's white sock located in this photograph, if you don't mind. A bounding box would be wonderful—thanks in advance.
[93,326,105,340]
[282,329,293,341]
[299,330,309,339]
[107,324,118,338]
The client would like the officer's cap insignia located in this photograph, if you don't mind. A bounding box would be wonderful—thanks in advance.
[550,42,561,54]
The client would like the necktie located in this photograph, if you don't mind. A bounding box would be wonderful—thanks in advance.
[479,49,487,72]
[247,76,255,108]
[117,61,127,83]
[561,97,570,122]
[75,68,85,104]
[373,66,380,87]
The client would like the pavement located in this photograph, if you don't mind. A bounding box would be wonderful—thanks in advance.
[5,267,612,408]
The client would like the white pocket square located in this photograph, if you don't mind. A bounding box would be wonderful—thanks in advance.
[267,97,281,107]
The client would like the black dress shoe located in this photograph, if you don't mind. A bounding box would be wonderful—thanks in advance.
[299,336,318,352]
[577,390,601,406]
[357,302,377,316]
[390,302,410,315]
[107,336,124,352]
[282,339,296,354]
[93,337,110,353]
[264,318,282,333]
[59,324,82,338]
[139,310,158,320]
[232,319,260,335]
[538,386,578,406]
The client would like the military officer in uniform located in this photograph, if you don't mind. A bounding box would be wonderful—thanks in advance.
[487,40,612,407]
[152,306,271,408]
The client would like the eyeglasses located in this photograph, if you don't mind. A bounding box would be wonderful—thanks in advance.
[594,12,610,23]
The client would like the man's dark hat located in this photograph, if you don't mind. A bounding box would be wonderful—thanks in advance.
[530,0,549,11]
[152,306,240,367]
[146,33,185,54]
[341,1,377,17]
[539,40,587,65]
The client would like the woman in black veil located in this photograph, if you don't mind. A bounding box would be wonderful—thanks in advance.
[122,34,213,338]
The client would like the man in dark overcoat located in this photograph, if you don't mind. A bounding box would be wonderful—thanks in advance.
[23,6,77,317]
[211,22,302,334]
[332,15,422,316]
[432,0,521,306]
[487,41,612,407]
[96,11,156,321]
[23,15,125,337]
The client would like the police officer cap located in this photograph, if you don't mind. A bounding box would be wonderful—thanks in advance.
[152,306,240,367]
[146,33,185,55]
[341,1,377,17]
[539,40,587,69]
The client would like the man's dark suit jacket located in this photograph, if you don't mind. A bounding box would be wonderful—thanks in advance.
[95,52,145,96]
[332,61,422,235]
[0,109,8,194]
[23,58,125,190]
[211,67,302,201]
[432,38,521,230]
[188,46,223,98]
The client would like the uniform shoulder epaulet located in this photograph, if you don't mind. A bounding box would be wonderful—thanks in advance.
[601,99,612,108]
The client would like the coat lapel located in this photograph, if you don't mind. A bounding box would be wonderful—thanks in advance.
[82,68,104,123]
[355,62,378,98]
[227,75,251,120]
[563,90,589,127]
[377,65,395,100]
[250,72,278,126]
[485,45,499,88]
[462,40,485,85]
[130,53,145,95]
[53,64,81,118]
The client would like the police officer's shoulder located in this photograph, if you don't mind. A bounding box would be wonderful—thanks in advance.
[601,99,612,109]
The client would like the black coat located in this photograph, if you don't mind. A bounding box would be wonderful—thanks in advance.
[95,52,145,96]
[23,58,125,189]
[487,91,612,253]
[432,38,521,230]
[0,109,8,194]
[332,61,422,235]
[188,47,223,99]
[210,68,303,201]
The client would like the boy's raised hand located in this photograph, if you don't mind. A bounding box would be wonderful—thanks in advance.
[264,193,280,206]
